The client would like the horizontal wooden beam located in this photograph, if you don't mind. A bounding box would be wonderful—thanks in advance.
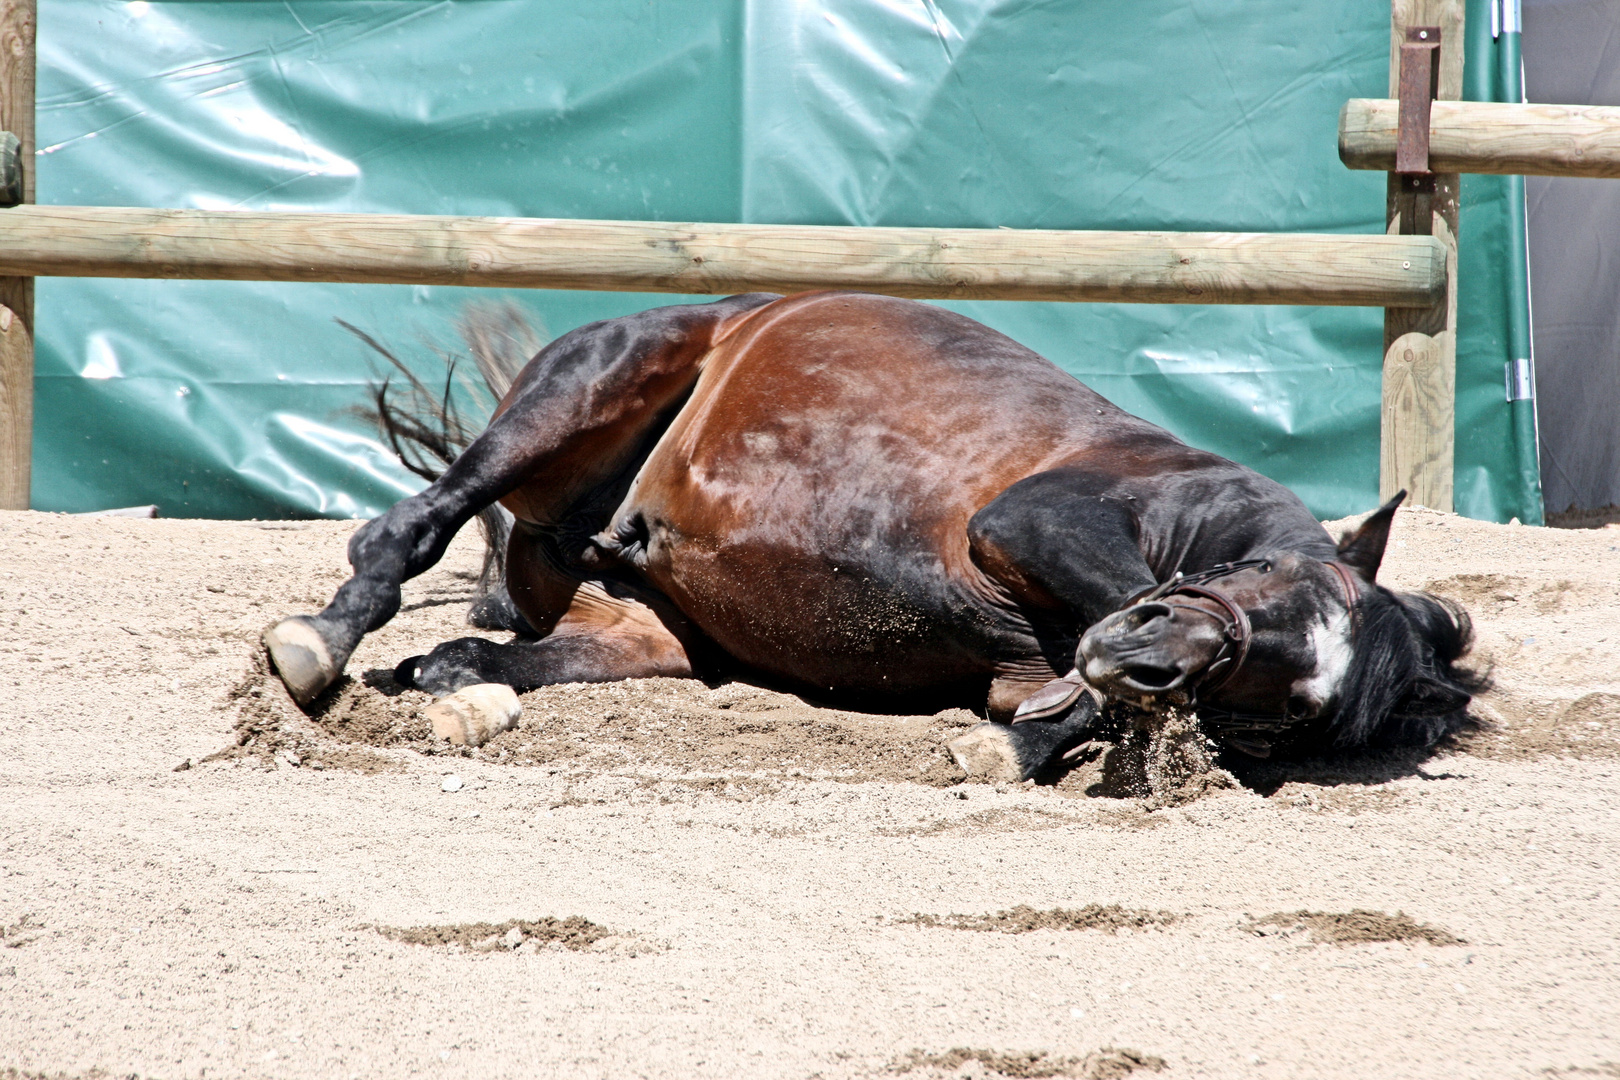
[0,205,1448,308]
[1341,97,1620,178]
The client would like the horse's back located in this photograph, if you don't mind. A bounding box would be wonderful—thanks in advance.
[651,291,1142,522]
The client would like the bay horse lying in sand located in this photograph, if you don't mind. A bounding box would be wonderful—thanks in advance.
[265,291,1479,780]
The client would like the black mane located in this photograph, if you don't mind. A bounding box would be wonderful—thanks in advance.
[1322,585,1487,750]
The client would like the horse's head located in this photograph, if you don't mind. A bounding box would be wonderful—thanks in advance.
[1077,493,1481,753]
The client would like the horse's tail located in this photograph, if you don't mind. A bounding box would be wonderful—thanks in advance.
[342,302,545,633]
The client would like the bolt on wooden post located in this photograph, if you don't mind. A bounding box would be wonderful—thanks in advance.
[0,0,33,511]
[1381,0,1463,512]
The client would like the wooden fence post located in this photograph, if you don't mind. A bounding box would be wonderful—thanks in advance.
[1382,0,1464,511]
[0,0,33,511]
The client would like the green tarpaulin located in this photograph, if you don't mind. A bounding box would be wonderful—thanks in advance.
[34,0,1539,522]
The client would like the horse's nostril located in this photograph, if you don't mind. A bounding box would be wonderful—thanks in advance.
[1119,601,1173,631]
[1121,663,1181,689]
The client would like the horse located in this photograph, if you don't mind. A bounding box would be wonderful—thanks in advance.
[263,290,1481,781]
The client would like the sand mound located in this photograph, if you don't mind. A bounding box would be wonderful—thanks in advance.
[223,650,982,785]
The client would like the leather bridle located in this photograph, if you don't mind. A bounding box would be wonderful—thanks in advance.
[1123,557,1362,704]
[1020,557,1365,739]
[1123,558,1269,698]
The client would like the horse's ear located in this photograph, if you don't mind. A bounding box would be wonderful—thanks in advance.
[1336,490,1406,580]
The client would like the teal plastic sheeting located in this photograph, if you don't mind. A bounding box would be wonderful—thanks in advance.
[34,0,1535,522]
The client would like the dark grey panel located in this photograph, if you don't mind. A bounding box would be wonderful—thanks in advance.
[1524,0,1620,512]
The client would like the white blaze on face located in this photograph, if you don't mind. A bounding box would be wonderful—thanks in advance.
[1293,609,1354,710]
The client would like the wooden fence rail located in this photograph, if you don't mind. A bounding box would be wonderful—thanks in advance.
[1341,98,1620,179]
[0,205,1450,308]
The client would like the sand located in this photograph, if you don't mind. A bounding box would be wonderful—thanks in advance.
[1,505,1617,1078]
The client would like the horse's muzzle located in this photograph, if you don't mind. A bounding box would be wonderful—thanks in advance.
[1078,601,1225,697]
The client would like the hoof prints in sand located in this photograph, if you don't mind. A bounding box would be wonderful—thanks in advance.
[371,916,617,953]
[896,904,1180,935]
[898,906,1461,946]
[1,914,42,948]
[1243,909,1464,946]
[895,1047,1166,1079]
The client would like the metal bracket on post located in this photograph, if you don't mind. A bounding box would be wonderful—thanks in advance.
[1396,27,1441,235]
[0,131,21,208]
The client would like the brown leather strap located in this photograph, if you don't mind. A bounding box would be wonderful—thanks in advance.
[1162,583,1253,697]
[1120,558,1359,710]
[1325,560,1363,638]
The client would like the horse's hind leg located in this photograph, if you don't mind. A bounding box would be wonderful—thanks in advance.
[396,576,694,697]
[403,574,694,746]
[264,293,778,705]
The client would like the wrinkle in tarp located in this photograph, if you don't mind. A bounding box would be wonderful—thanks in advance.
[34,0,1528,521]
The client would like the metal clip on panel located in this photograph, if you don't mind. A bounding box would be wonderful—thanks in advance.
[1506,357,1535,402]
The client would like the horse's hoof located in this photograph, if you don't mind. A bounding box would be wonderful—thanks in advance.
[425,683,522,747]
[263,617,339,706]
[947,722,1029,782]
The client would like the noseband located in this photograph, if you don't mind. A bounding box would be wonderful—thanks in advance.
[1125,559,1269,697]
[1124,557,1362,702]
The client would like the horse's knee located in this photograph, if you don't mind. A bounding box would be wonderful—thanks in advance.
[348,494,450,577]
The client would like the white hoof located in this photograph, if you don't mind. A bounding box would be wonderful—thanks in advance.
[263,618,338,706]
[946,722,1025,782]
[426,684,522,747]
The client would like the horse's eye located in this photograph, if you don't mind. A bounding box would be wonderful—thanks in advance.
[1287,694,1315,718]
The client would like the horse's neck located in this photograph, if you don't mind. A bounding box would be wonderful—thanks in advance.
[1144,492,1337,578]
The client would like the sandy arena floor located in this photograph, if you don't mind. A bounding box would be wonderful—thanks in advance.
[1,506,1617,1079]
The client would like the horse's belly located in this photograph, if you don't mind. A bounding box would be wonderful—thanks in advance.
[623,413,1021,690]
[645,517,994,692]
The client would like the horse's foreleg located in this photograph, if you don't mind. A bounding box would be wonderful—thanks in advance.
[955,468,1158,781]
[264,468,498,704]
[394,578,695,747]
[967,468,1156,626]
[395,577,694,697]
[947,696,1101,783]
